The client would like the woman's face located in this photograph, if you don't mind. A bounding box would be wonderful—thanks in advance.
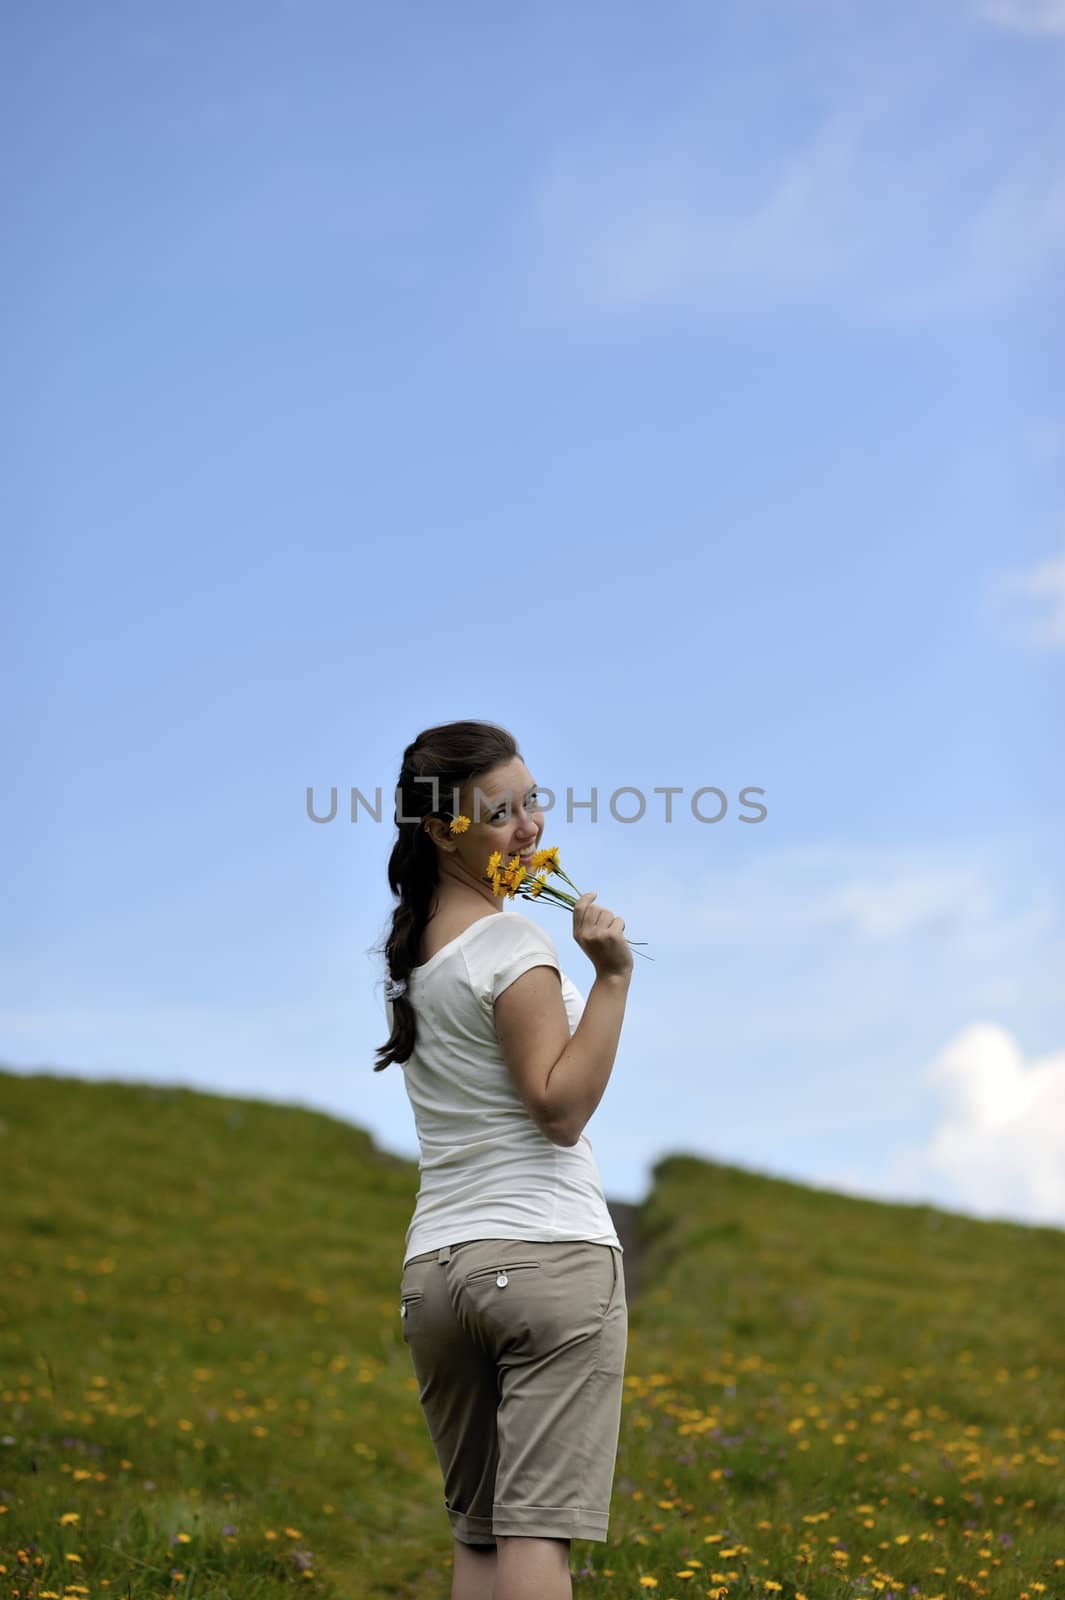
[458,756,544,872]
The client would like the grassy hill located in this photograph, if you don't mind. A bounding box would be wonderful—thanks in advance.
[1,1068,1062,1599]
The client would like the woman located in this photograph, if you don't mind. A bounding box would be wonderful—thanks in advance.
[374,719,633,1600]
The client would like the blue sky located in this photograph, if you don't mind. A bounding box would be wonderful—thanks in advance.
[5,0,1064,1228]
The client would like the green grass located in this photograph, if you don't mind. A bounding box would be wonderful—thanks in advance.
[1,1068,1062,1599]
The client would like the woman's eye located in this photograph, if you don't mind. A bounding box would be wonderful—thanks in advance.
[492,792,539,822]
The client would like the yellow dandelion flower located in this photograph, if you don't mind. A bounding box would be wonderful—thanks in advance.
[59,1513,80,1526]
[448,814,471,835]
[487,850,502,873]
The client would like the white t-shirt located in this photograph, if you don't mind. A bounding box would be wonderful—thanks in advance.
[387,906,622,1267]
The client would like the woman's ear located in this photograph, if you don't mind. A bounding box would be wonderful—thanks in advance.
[422,816,453,851]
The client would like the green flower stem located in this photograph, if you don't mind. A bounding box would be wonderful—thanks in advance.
[511,880,653,961]
[484,859,653,959]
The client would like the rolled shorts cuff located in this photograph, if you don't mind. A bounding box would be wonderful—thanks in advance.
[448,1506,498,1547]
[491,1501,610,1541]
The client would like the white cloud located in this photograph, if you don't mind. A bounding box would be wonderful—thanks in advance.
[810,1022,1065,1226]
[989,550,1065,649]
[762,862,995,941]
[600,835,1065,1087]
[888,1023,1065,1223]
[523,66,1064,327]
[979,0,1065,35]
[623,838,1055,951]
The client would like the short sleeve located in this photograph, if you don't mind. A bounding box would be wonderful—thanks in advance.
[469,912,562,1006]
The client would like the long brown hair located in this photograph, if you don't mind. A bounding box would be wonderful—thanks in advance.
[372,719,519,1071]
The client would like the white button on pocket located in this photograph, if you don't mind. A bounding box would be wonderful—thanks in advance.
[465,1260,541,1288]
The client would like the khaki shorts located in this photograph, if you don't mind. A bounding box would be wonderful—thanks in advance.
[399,1236,627,1546]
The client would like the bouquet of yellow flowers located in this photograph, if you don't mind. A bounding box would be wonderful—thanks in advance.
[448,816,652,960]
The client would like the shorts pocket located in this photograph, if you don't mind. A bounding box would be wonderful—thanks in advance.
[399,1290,424,1339]
[464,1260,542,1284]
[597,1251,627,1376]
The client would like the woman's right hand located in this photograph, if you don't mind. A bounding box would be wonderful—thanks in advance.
[572,891,634,980]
